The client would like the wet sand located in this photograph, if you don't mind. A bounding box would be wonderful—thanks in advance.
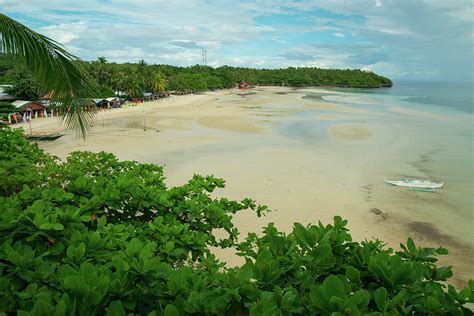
[330,124,372,141]
[18,86,473,287]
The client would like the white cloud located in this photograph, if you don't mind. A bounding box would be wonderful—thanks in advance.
[2,0,473,81]
[40,21,88,44]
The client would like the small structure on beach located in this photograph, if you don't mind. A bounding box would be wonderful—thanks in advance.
[11,100,48,121]
[93,98,109,109]
[94,97,125,109]
[238,81,249,89]
[12,100,46,112]
[106,97,124,108]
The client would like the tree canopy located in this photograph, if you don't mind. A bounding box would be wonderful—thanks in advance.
[1,55,393,101]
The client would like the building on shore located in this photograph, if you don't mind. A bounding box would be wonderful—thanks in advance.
[12,100,46,114]
[238,81,249,89]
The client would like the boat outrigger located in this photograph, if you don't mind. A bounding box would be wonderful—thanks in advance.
[384,178,444,192]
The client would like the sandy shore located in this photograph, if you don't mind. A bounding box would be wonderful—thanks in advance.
[18,86,473,286]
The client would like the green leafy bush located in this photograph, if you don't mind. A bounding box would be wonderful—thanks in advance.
[0,127,472,315]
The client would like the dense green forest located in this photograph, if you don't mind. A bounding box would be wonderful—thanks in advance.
[0,55,392,100]
[0,127,472,315]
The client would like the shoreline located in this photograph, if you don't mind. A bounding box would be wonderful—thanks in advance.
[24,86,473,287]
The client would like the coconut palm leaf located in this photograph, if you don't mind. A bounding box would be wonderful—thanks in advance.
[0,13,96,137]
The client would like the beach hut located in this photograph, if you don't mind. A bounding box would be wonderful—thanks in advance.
[143,92,153,102]
[238,81,249,89]
[106,97,123,108]
[12,100,46,116]
[12,100,47,118]
[93,98,109,109]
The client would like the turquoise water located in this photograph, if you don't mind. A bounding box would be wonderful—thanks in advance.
[326,81,474,114]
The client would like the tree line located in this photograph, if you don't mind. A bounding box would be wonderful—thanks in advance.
[0,55,392,100]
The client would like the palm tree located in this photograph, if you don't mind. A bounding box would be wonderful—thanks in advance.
[153,72,167,92]
[0,13,96,137]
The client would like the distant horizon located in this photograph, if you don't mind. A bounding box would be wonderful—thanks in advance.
[2,1,473,82]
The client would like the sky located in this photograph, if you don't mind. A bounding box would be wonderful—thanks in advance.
[1,0,473,81]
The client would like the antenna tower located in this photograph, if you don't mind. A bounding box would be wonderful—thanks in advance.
[202,49,207,66]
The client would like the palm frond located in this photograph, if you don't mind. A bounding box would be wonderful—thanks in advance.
[0,13,96,137]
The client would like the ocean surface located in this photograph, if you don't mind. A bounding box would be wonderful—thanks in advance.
[328,81,474,114]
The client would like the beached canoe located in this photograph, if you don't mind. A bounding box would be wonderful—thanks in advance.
[26,133,64,141]
[384,178,444,191]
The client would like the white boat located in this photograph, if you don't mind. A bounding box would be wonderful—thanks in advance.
[384,178,444,191]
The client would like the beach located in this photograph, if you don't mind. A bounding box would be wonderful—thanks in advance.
[18,86,473,286]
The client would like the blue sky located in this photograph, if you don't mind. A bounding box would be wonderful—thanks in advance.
[1,0,473,81]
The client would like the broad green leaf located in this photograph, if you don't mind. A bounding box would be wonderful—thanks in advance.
[237,262,254,282]
[53,294,69,316]
[407,238,417,254]
[106,301,126,316]
[163,304,179,316]
[350,290,370,309]
[64,276,90,297]
[29,300,55,316]
[374,287,387,312]
[39,223,64,231]
[322,275,345,300]
[346,266,361,284]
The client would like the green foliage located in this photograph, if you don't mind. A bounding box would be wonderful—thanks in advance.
[4,77,41,99]
[0,127,52,196]
[0,127,472,315]
[0,55,42,99]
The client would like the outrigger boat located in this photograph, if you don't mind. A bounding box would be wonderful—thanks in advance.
[384,178,444,192]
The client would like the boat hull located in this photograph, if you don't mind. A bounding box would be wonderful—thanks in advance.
[384,179,443,189]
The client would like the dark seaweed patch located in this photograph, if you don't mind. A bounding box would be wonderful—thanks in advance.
[370,208,388,220]
[407,221,459,247]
